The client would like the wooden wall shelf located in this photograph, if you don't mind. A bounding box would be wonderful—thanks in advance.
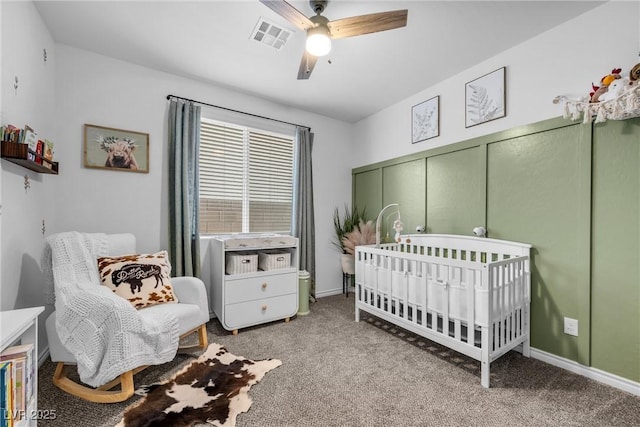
[1,141,58,174]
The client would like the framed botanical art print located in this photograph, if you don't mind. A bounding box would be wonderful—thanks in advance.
[465,67,506,127]
[84,124,149,173]
[412,95,439,143]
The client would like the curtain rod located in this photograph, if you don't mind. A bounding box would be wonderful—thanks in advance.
[166,94,311,131]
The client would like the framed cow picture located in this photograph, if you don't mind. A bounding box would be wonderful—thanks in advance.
[84,124,149,173]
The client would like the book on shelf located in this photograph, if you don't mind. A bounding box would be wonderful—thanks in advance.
[44,139,54,162]
[35,141,44,165]
[10,361,23,422]
[23,126,39,163]
[23,126,37,150]
[0,362,7,427]
[0,361,13,427]
[1,344,34,423]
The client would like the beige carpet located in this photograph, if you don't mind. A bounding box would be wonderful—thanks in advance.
[39,294,640,426]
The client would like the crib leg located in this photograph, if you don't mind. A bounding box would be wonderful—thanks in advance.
[523,304,531,358]
[481,326,490,388]
[355,306,360,322]
[481,361,490,388]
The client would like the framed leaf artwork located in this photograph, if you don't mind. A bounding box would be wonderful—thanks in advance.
[411,95,439,143]
[465,67,506,127]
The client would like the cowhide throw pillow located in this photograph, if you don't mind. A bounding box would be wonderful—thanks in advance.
[97,250,178,309]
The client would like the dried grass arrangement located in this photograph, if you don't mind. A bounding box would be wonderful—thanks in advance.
[342,220,376,255]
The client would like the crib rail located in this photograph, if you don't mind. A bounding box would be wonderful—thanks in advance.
[397,234,530,264]
[355,236,531,388]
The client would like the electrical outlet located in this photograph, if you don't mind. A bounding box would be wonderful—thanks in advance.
[564,317,578,336]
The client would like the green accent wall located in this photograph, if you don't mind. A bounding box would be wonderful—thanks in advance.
[591,119,640,381]
[486,124,592,365]
[353,168,382,220]
[352,117,640,383]
[427,147,485,235]
[382,159,426,238]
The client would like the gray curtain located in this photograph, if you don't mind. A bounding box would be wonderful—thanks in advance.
[168,99,201,277]
[292,127,316,297]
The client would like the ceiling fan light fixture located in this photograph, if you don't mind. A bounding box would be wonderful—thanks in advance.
[306,25,331,56]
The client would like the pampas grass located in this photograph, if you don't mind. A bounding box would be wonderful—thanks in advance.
[342,220,376,255]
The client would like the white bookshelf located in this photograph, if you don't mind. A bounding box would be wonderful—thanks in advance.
[1,306,44,426]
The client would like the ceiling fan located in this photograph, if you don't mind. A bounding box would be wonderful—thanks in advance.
[259,0,408,79]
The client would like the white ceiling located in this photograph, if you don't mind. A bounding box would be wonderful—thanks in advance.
[34,1,604,123]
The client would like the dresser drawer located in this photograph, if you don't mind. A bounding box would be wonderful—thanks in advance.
[224,271,297,304]
[224,293,297,329]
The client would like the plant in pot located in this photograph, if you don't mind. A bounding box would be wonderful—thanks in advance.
[332,204,373,275]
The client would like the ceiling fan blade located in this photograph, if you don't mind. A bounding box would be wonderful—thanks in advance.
[327,10,408,39]
[259,0,314,31]
[297,51,318,80]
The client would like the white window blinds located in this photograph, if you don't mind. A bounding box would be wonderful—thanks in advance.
[199,118,294,234]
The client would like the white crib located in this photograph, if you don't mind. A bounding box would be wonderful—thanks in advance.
[355,234,531,388]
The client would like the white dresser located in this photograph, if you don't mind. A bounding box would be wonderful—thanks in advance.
[210,235,299,334]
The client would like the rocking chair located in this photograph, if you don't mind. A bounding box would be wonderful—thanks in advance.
[45,233,209,403]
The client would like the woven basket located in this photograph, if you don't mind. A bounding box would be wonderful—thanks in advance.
[225,253,258,275]
[258,251,291,271]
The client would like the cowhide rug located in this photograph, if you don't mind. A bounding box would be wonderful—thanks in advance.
[116,344,282,427]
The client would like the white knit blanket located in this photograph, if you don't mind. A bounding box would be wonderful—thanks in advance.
[46,231,179,388]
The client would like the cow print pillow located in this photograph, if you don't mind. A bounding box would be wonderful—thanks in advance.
[97,251,178,309]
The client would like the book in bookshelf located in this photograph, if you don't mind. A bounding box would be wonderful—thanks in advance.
[0,361,13,427]
[23,127,38,163]
[0,344,34,423]
[44,140,54,162]
[0,362,7,427]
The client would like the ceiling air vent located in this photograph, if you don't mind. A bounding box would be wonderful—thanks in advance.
[251,18,292,51]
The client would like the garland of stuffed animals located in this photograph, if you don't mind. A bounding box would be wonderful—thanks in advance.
[553,63,640,124]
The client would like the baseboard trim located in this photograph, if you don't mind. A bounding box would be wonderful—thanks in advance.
[315,288,347,298]
[39,347,50,368]
[530,348,639,396]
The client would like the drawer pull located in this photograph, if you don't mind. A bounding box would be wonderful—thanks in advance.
[261,305,268,311]
[261,283,268,290]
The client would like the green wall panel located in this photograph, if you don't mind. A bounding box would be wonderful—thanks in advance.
[591,118,640,382]
[353,168,382,221]
[381,159,426,239]
[426,147,485,234]
[486,124,591,365]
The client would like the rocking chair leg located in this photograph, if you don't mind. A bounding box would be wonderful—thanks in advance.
[52,323,208,403]
[53,363,135,403]
[178,323,209,351]
[197,323,208,349]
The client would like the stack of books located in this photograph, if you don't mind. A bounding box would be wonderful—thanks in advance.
[0,344,35,426]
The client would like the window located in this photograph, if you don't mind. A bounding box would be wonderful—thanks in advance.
[199,118,294,234]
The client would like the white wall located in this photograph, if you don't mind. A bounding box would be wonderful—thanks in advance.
[353,1,640,167]
[52,45,354,303]
[0,1,57,358]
